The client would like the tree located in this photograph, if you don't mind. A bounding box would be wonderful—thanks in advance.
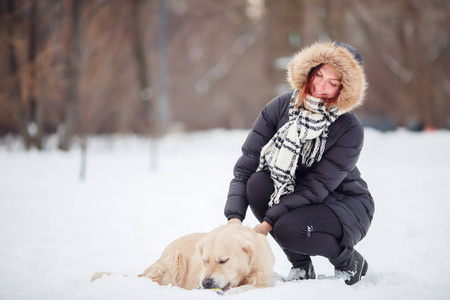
[0,0,39,149]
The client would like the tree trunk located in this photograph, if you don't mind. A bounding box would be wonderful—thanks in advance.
[28,0,45,149]
[58,0,82,150]
[130,0,153,133]
[0,1,34,149]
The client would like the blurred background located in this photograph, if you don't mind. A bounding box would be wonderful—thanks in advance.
[1,0,449,151]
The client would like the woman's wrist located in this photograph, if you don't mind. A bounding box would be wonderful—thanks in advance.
[261,221,272,232]
[227,218,242,225]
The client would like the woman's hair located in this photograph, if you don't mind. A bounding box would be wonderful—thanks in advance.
[296,64,342,109]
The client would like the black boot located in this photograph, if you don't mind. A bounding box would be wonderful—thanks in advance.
[285,257,316,281]
[330,248,368,285]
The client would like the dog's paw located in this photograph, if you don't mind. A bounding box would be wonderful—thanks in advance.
[225,285,254,295]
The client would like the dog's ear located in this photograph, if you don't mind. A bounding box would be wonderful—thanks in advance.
[242,239,259,268]
[196,239,205,257]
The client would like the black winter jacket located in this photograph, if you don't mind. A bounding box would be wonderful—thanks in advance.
[225,92,374,248]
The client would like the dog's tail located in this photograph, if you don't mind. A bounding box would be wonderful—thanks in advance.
[90,272,128,282]
[91,250,189,287]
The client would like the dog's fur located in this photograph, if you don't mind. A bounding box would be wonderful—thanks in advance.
[92,222,275,293]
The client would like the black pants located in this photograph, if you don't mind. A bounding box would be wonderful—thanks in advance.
[246,171,344,266]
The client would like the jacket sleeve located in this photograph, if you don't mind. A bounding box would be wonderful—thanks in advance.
[263,114,364,226]
[224,94,288,221]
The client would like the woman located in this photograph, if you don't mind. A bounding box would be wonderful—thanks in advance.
[224,41,374,285]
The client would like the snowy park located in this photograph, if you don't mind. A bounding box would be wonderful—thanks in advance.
[1,128,449,299]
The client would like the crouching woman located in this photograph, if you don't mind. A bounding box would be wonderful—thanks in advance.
[225,41,374,285]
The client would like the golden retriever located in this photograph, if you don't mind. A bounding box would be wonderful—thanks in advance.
[92,222,275,293]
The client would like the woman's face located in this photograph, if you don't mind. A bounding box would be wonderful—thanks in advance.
[310,64,341,100]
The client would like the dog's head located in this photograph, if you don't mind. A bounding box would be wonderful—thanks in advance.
[196,223,268,291]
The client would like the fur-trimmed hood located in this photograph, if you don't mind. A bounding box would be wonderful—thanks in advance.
[287,41,367,113]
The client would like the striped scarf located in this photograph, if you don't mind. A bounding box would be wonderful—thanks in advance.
[257,90,342,206]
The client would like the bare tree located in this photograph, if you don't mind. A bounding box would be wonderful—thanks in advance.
[130,0,154,134]
[0,0,36,149]
[57,0,82,150]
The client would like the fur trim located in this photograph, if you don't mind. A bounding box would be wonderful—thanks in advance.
[287,41,367,113]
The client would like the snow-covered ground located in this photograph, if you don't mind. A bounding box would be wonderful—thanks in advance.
[1,128,449,300]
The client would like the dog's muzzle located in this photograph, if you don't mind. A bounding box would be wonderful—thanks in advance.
[201,278,217,289]
[201,278,231,291]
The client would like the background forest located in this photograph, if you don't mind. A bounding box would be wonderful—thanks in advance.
[1,0,450,150]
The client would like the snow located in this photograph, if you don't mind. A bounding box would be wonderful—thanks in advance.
[1,128,449,300]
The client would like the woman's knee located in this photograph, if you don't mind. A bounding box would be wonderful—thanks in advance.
[273,213,311,248]
[273,211,344,259]
[246,171,273,206]
[246,171,273,223]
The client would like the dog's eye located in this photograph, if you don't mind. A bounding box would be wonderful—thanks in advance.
[219,258,229,264]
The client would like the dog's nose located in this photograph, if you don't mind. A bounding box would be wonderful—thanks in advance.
[202,278,215,289]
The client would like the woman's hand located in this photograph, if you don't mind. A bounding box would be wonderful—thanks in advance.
[253,221,272,236]
[227,218,242,225]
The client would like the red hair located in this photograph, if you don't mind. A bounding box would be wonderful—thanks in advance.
[295,64,342,109]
